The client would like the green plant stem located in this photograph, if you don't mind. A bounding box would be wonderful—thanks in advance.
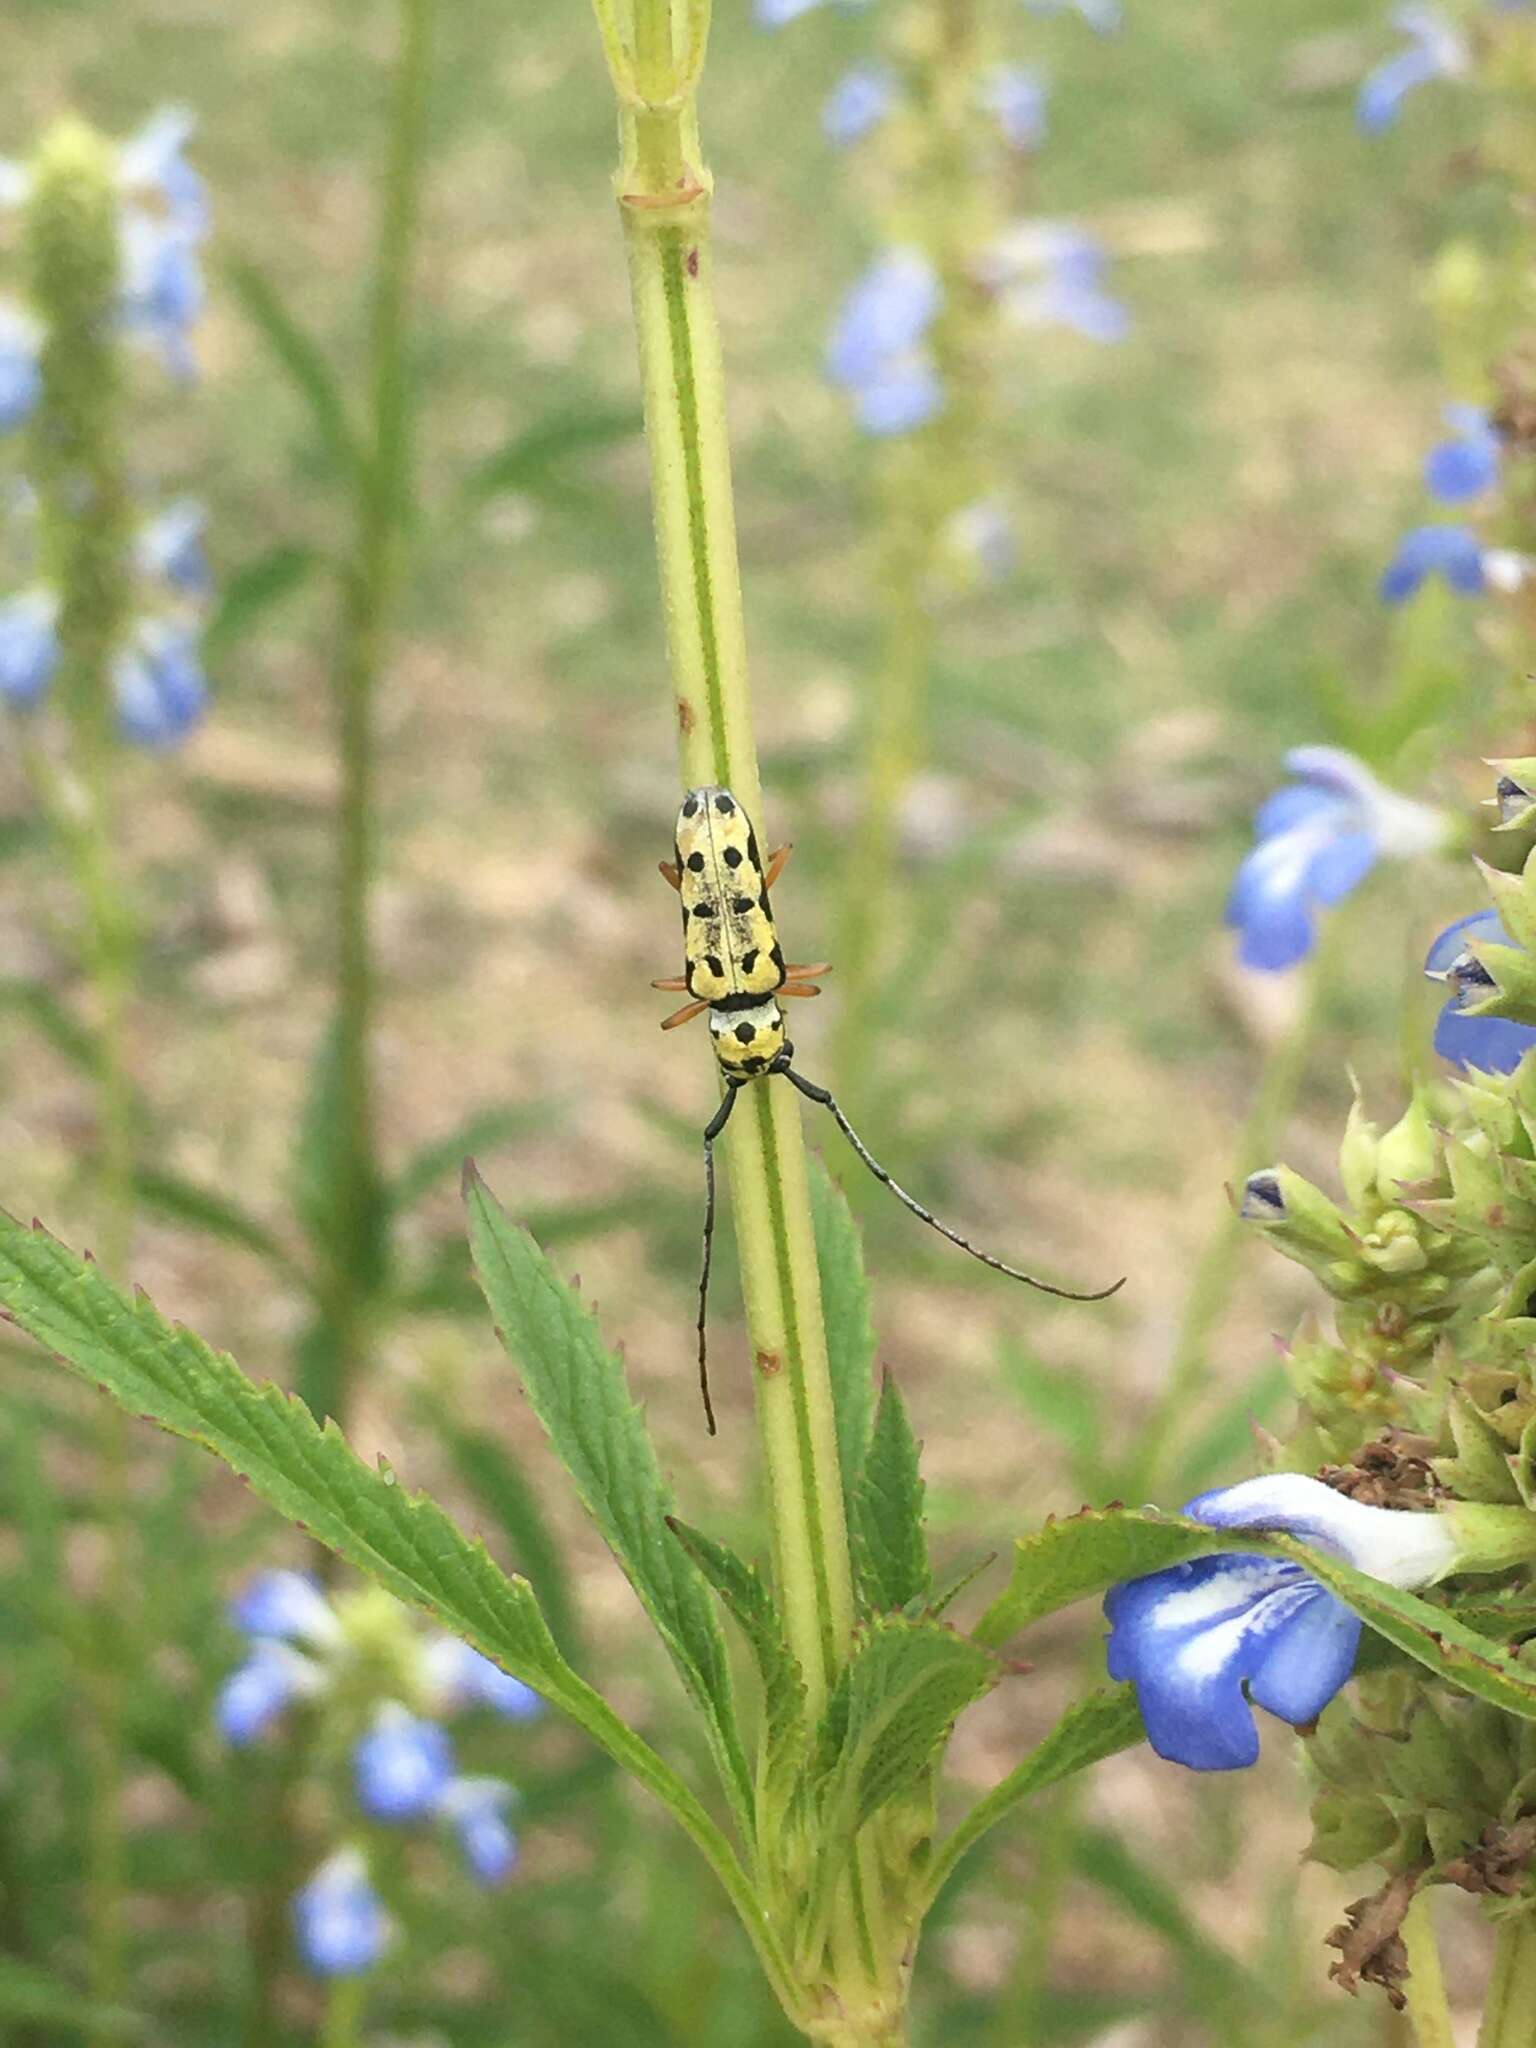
[605,0,856,1711]
[310,0,432,1432]
[1401,1893,1456,2048]
[1479,1914,1536,2048]
[1124,925,1339,1498]
[321,1976,366,2048]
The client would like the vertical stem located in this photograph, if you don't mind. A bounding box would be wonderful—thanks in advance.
[308,0,433,1430]
[1479,1914,1536,2048]
[607,0,856,1707]
[321,1977,366,2048]
[1401,1892,1456,2048]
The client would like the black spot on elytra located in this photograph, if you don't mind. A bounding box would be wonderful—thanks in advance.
[745,1056,766,1073]
[735,1022,755,1044]
[714,793,735,815]
[687,851,705,872]
[746,830,761,867]
[706,955,724,980]
[682,794,699,818]
[770,942,785,971]
[733,895,753,915]
[723,846,743,869]
[741,948,759,975]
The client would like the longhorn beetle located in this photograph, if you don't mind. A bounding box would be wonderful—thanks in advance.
[654,784,1124,1432]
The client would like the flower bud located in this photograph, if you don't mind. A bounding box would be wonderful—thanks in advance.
[1374,1088,1439,1198]
[1488,758,1536,833]
[1242,1166,1360,1281]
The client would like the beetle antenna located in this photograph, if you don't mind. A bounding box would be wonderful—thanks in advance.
[695,1085,741,1434]
[779,1066,1124,1303]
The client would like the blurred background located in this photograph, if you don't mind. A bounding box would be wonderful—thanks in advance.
[0,0,1523,2040]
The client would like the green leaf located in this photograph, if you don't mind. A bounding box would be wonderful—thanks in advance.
[224,255,361,482]
[853,1375,928,1614]
[133,1167,308,1288]
[0,1958,143,2036]
[923,1685,1147,1908]
[974,1508,1536,1723]
[667,1518,808,1813]
[1171,1362,1290,1496]
[815,1617,995,1835]
[809,1162,875,1514]
[427,1409,583,1661]
[204,544,321,658]
[1001,1342,1104,1493]
[289,1021,387,1288]
[1072,1827,1257,2015]
[0,1210,792,2004]
[460,405,641,503]
[465,1168,753,1830]
[387,1102,545,1216]
[0,978,102,1076]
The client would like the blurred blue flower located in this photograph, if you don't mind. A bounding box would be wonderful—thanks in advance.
[354,1708,456,1822]
[293,1851,391,1978]
[1357,6,1468,132]
[0,304,41,435]
[1425,909,1536,1073]
[1226,746,1445,971]
[229,1569,340,1646]
[218,1641,322,1746]
[990,224,1129,342]
[120,209,204,382]
[118,107,210,241]
[1425,403,1502,502]
[1379,522,1486,603]
[755,0,828,24]
[425,1638,544,1721]
[440,1778,520,1886]
[114,619,208,748]
[827,251,944,436]
[1024,0,1122,30]
[823,65,896,147]
[1105,1475,1457,1771]
[138,500,210,596]
[980,66,1048,150]
[0,590,59,708]
[948,497,1017,581]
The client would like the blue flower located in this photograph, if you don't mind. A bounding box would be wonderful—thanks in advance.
[293,1851,391,1978]
[1357,6,1468,132]
[1424,909,1536,1074]
[1226,746,1445,971]
[980,66,1048,150]
[0,590,59,708]
[120,210,204,382]
[353,1708,456,1822]
[823,66,896,147]
[217,1641,322,1746]
[1024,0,1122,31]
[118,107,210,242]
[138,501,210,597]
[0,304,40,435]
[229,1569,340,1646]
[424,1638,544,1721]
[755,0,827,23]
[990,224,1129,342]
[1105,1475,1457,1771]
[1380,523,1486,603]
[827,251,944,437]
[947,498,1017,582]
[1425,404,1502,502]
[439,1778,520,1886]
[114,619,208,748]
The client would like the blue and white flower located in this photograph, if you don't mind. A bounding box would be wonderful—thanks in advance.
[439,1777,520,1886]
[229,1569,343,1648]
[945,497,1017,582]
[1357,6,1469,132]
[980,66,1048,151]
[353,1706,457,1823]
[113,618,208,748]
[1226,746,1446,972]
[1105,1474,1457,1771]
[827,250,945,436]
[986,223,1130,343]
[0,589,59,708]
[823,65,896,148]
[218,1640,325,1747]
[137,500,210,597]
[1425,909,1536,1074]
[118,107,210,242]
[1425,403,1502,502]
[293,1850,391,1978]
[1380,523,1487,603]
[424,1637,544,1721]
[755,0,829,25]
[0,304,41,435]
